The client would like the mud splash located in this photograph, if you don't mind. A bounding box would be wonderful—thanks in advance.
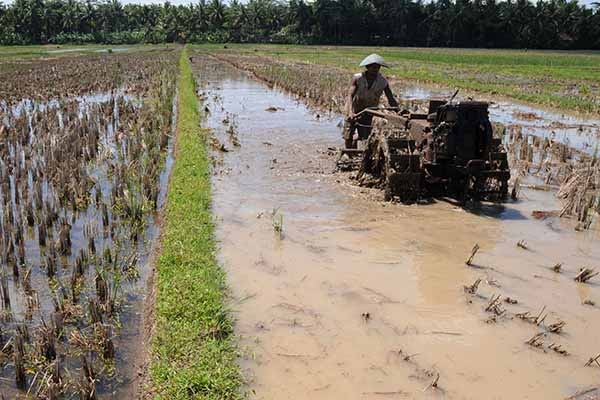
[194,57,600,399]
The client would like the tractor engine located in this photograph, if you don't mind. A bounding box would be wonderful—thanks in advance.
[427,101,494,164]
[354,98,511,203]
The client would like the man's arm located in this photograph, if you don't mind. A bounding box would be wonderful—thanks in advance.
[384,84,399,109]
[345,76,358,120]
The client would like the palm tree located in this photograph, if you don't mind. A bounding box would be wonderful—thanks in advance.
[208,0,225,30]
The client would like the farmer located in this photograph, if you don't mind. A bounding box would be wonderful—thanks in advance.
[343,54,399,149]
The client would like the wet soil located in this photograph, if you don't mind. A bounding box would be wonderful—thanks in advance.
[194,56,600,399]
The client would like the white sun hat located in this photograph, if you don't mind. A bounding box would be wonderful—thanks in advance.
[359,53,389,68]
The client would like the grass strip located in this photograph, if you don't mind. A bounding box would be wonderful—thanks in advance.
[149,46,242,399]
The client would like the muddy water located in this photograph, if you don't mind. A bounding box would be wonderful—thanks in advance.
[195,57,600,400]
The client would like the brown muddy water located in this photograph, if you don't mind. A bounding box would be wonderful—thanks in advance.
[195,57,600,400]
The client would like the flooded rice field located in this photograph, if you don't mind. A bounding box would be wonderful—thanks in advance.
[213,53,600,225]
[0,50,177,398]
[194,55,600,399]
[0,47,176,104]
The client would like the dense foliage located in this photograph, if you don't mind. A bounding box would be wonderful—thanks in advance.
[0,0,599,49]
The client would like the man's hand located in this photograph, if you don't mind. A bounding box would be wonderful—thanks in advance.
[346,113,357,122]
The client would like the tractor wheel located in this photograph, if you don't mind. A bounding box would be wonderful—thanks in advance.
[359,132,422,203]
[458,177,471,205]
[384,186,393,201]
[358,131,391,186]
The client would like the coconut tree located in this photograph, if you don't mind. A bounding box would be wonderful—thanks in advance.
[208,0,226,30]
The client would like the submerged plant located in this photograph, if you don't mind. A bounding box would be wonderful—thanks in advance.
[271,209,284,239]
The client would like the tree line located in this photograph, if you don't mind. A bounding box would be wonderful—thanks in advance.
[1,0,599,49]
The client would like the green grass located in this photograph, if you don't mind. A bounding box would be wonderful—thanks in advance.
[196,44,600,114]
[0,44,172,60]
[148,46,242,399]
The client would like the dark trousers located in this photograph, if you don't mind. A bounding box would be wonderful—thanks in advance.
[343,113,374,149]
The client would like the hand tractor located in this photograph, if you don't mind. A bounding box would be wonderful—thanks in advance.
[338,96,510,203]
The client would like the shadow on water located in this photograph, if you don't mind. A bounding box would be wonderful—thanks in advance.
[435,197,528,220]
[467,201,528,220]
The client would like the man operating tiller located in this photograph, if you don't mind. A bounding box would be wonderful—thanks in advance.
[343,53,400,149]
